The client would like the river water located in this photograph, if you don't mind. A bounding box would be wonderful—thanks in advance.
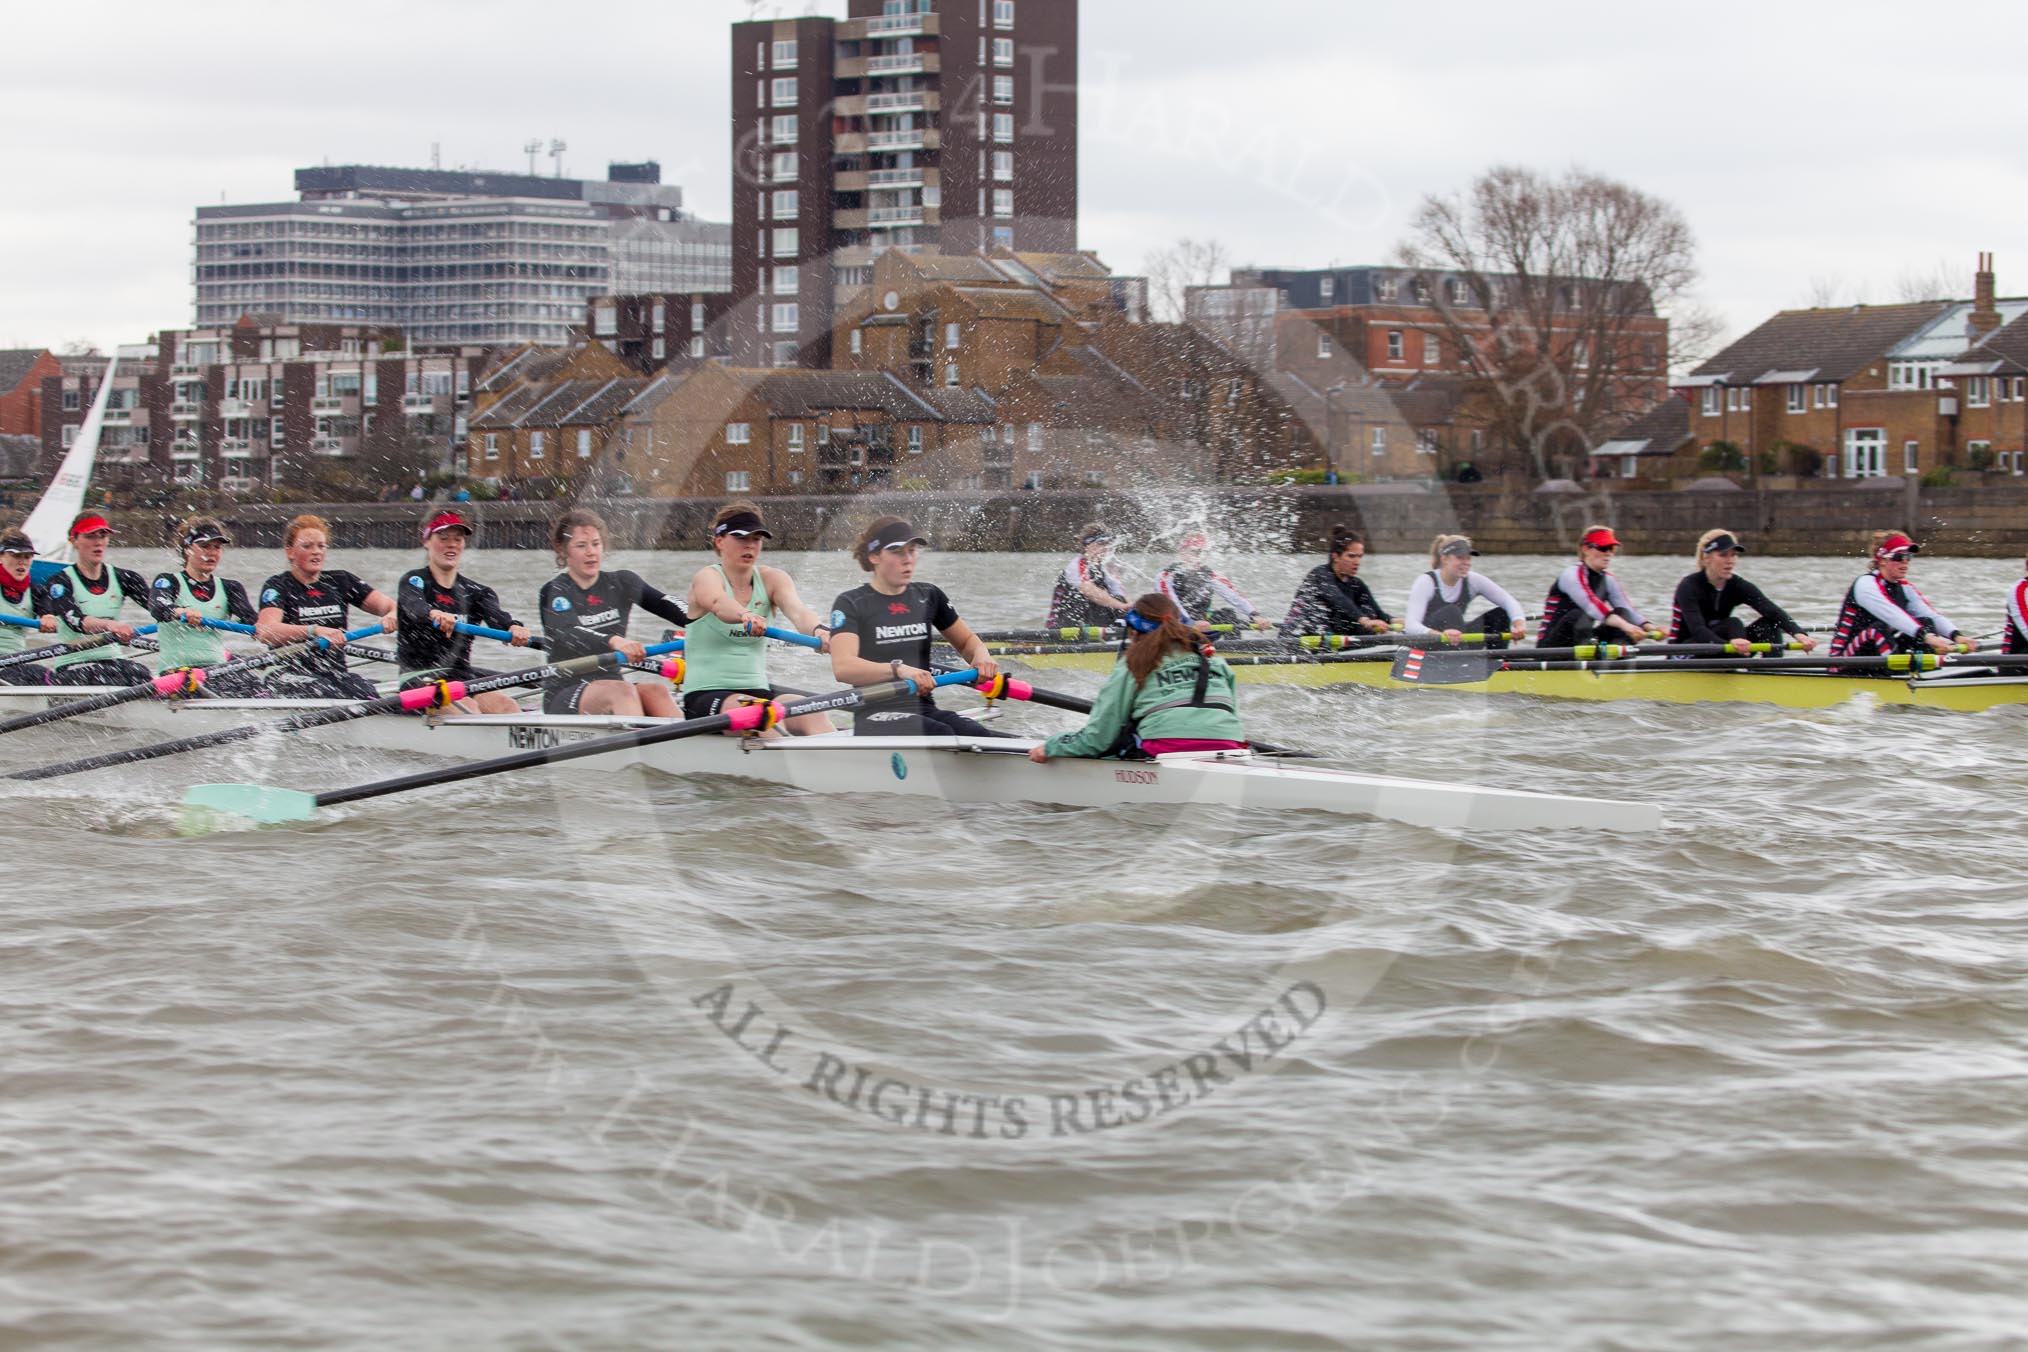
[5,543,2027,1350]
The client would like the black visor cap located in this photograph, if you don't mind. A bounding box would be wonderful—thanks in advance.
[1702,533,1746,555]
[714,510,773,539]
[869,522,930,553]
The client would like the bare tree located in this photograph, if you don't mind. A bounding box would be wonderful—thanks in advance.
[1891,257,1964,303]
[1143,237,1231,323]
[1798,273,1873,308]
[1396,166,1699,479]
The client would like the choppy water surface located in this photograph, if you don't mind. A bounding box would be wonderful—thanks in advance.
[5,544,2028,1350]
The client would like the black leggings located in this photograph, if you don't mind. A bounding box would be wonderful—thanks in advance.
[51,658,152,687]
[1540,606,1641,649]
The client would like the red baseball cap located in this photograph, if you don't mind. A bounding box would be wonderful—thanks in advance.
[1581,527,1621,549]
[1874,532,1920,559]
[422,510,475,540]
[68,515,114,538]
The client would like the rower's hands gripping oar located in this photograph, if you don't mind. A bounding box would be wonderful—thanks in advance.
[8,640,687,784]
[0,622,383,736]
[455,621,688,677]
[183,670,981,828]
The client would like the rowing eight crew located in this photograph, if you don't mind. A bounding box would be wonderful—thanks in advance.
[1043,522,1990,661]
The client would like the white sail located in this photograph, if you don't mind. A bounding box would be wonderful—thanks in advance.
[23,353,118,564]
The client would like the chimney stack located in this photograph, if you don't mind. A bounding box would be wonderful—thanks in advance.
[1969,251,2001,340]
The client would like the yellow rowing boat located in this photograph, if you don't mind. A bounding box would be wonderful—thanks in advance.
[990,648,2028,712]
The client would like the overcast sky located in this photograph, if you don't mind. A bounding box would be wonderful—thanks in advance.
[3,0,2023,355]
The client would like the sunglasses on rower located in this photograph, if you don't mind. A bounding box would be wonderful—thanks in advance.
[1586,542,1620,554]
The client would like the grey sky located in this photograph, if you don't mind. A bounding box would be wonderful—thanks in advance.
[3,0,2023,355]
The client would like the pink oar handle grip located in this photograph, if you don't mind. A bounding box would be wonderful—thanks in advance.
[975,674,1032,701]
[656,658,685,680]
[723,699,784,733]
[399,680,466,711]
[151,669,206,696]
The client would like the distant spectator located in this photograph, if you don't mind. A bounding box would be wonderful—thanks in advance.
[409,483,425,501]
[453,486,472,502]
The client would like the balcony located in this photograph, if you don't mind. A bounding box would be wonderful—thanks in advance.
[834,169,869,193]
[170,401,203,420]
[870,206,927,228]
[868,128,937,152]
[869,167,927,189]
[832,132,867,155]
[834,208,870,230]
[868,91,931,114]
[170,443,200,460]
[865,12,934,36]
[868,52,936,76]
[170,363,204,378]
[218,398,251,418]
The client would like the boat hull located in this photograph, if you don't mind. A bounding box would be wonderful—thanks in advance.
[992,650,2028,712]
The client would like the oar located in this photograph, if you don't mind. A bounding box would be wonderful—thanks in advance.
[7,640,688,783]
[1389,649,2016,685]
[183,669,979,828]
[0,622,386,736]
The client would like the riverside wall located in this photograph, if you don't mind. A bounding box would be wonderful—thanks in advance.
[110,478,2028,558]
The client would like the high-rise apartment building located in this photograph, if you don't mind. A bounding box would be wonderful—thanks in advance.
[193,164,732,348]
[730,0,1079,367]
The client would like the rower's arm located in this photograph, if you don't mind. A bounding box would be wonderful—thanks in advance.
[224,580,257,625]
[687,568,744,627]
[254,605,299,646]
[938,618,997,678]
[827,630,899,686]
[145,572,182,623]
[1738,579,1804,637]
[1042,665,1136,760]
[1402,574,1438,635]
[1077,571,1129,611]
[634,580,689,629]
[760,567,824,635]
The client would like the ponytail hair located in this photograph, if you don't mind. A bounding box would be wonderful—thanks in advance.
[1123,592,1198,687]
[1327,524,1363,556]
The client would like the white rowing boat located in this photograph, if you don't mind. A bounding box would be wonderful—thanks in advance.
[0,692,1661,834]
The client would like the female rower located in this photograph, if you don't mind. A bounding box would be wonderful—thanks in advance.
[1281,525,1394,637]
[2003,551,2028,654]
[1403,534,1526,649]
[0,525,57,686]
[395,509,529,714]
[255,513,397,700]
[828,515,1000,737]
[147,515,258,682]
[1667,529,1815,654]
[1538,525,1650,648]
[1045,522,1131,629]
[538,507,687,717]
[1829,531,1963,658]
[1159,527,1271,631]
[45,510,153,687]
[681,501,833,734]
[1028,593,1245,762]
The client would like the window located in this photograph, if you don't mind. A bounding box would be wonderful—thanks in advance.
[1967,377,1991,407]
[1621,455,1639,479]
[945,322,961,350]
[62,388,80,411]
[772,39,797,66]
[1423,333,1440,365]
[1812,382,1838,409]
[993,189,1014,218]
[849,329,863,356]
[772,188,798,217]
[1413,278,1431,303]
[788,423,805,453]
[1027,422,1044,452]
[773,303,800,331]
[771,77,797,106]
[652,337,666,360]
[773,265,799,295]
[771,115,798,145]
[769,150,797,180]
[1416,429,1439,456]
[591,306,617,337]
[993,150,1014,181]
[994,0,1015,26]
[1787,384,1805,414]
[993,76,1014,104]
[1386,330,1404,361]
[529,431,545,460]
[484,433,499,460]
[1904,440,1920,473]
[61,424,77,447]
[727,471,751,492]
[1317,333,1333,359]
[1318,277,1335,302]
[2015,378,2026,402]
[1370,426,1387,455]
[908,426,923,455]
[726,422,751,445]
[945,363,960,387]
[1375,277,1398,302]
[993,36,1014,65]
[1968,439,1991,463]
[817,423,830,445]
[689,336,705,358]
[993,113,1014,143]
[1844,427,1884,478]
[1449,279,1472,305]
[692,301,706,328]
[772,228,799,257]
[651,303,666,333]
[773,340,800,366]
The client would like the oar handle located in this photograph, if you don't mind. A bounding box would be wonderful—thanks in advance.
[764,625,823,650]
[0,614,39,629]
[453,621,532,645]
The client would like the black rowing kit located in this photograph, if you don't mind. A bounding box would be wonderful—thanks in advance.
[536,569,689,714]
[258,569,380,699]
[396,567,520,685]
[1666,573,1802,647]
[829,581,996,738]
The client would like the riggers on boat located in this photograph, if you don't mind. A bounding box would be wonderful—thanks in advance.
[982,648,2028,712]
